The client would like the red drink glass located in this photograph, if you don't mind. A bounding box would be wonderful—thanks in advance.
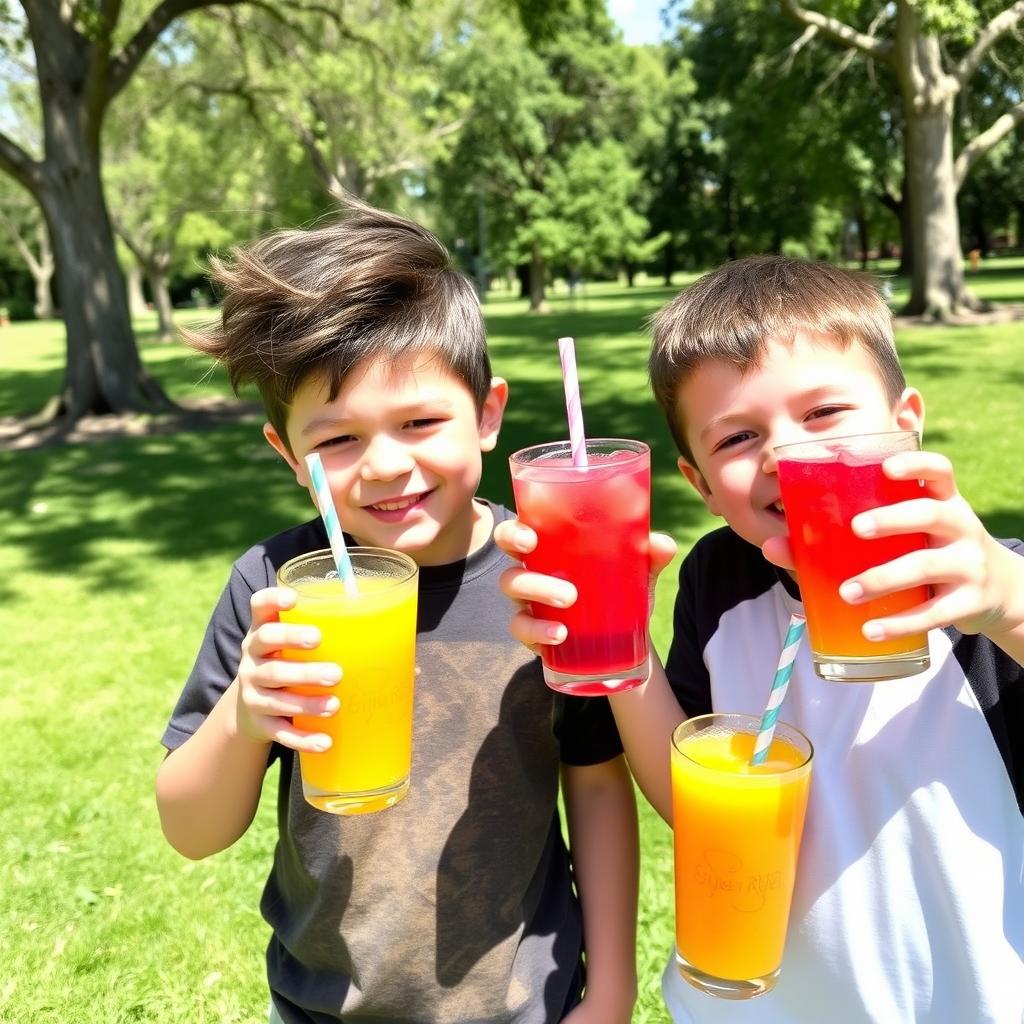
[509,439,651,695]
[776,430,930,682]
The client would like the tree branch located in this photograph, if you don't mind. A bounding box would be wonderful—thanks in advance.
[780,0,895,66]
[955,1,1024,87]
[0,130,41,193]
[108,0,250,100]
[955,99,1024,188]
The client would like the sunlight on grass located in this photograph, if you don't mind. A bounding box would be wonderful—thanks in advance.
[2,264,1022,1022]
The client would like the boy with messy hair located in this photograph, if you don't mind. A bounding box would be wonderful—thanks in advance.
[156,201,639,1024]
[497,255,1024,1023]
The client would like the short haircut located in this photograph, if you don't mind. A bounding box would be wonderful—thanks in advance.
[184,199,490,448]
[648,255,905,465]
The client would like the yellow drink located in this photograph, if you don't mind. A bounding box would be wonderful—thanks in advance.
[278,549,418,815]
[671,715,813,999]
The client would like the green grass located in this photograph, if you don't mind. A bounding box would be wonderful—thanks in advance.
[2,267,1023,1023]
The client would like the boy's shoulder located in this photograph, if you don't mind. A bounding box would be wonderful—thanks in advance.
[229,517,328,590]
[678,525,782,604]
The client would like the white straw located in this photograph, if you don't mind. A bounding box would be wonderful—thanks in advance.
[558,336,588,467]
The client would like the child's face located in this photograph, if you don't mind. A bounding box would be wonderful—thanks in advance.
[675,330,924,553]
[265,353,508,566]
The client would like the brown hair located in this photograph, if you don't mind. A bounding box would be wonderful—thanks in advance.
[648,254,905,464]
[184,199,490,449]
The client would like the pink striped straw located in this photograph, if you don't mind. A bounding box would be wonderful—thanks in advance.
[558,336,588,467]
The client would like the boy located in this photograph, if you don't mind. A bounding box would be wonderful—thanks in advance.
[497,256,1024,1022]
[155,201,639,1024]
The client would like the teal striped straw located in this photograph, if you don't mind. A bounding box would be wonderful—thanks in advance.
[304,452,358,596]
[751,613,806,766]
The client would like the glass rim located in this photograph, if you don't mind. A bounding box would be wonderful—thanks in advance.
[278,546,419,589]
[773,428,920,456]
[671,712,813,775]
[509,437,650,466]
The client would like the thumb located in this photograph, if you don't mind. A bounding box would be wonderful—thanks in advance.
[650,532,678,582]
[761,535,796,572]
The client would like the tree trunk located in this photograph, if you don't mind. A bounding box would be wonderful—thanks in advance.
[148,269,175,342]
[624,260,636,287]
[28,20,174,423]
[662,238,676,286]
[1016,202,1024,249]
[855,206,869,270]
[895,9,978,317]
[127,262,148,318]
[528,244,547,313]
[39,177,174,419]
[878,181,914,277]
[32,222,55,319]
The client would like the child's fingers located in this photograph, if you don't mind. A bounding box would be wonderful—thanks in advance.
[248,621,322,659]
[494,519,538,557]
[882,450,957,500]
[840,542,974,604]
[253,658,342,690]
[649,532,678,579]
[851,495,975,544]
[860,589,982,642]
[249,586,297,626]
[246,685,340,721]
[510,609,566,650]
[251,715,333,753]
[499,566,577,608]
[761,535,796,572]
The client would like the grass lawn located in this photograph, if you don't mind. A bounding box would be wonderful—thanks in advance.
[1,265,1022,1023]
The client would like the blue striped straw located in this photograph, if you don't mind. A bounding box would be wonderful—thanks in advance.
[304,452,358,596]
[751,614,806,766]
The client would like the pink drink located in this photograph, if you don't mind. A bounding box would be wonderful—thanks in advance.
[510,439,651,695]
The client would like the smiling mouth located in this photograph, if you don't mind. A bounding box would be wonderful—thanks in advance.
[769,500,785,515]
[367,491,430,513]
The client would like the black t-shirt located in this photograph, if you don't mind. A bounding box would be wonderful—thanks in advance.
[163,502,622,1024]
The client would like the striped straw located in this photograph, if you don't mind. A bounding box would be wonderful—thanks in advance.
[304,452,358,596]
[751,613,806,766]
[557,336,588,467]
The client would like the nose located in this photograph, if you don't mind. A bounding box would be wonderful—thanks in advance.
[360,433,414,482]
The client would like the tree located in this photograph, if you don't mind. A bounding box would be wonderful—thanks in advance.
[437,6,647,310]
[0,0,346,427]
[780,0,1024,318]
[0,180,54,318]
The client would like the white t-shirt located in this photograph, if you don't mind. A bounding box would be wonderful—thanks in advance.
[662,527,1024,1024]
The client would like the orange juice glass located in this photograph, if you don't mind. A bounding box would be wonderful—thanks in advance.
[277,548,418,815]
[671,714,813,999]
[776,430,930,681]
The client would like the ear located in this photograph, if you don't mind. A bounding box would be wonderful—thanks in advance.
[894,387,925,438]
[478,377,509,453]
[678,455,722,518]
[263,422,308,486]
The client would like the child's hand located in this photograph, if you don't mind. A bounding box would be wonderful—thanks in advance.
[234,587,341,752]
[494,518,677,655]
[814,449,1023,643]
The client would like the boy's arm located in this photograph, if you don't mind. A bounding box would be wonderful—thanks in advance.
[156,587,341,859]
[497,520,683,821]
[156,680,273,859]
[560,755,638,1023]
[606,657,683,824]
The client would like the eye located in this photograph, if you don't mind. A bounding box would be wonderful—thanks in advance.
[806,405,848,421]
[404,418,443,429]
[315,435,357,449]
[712,430,755,453]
